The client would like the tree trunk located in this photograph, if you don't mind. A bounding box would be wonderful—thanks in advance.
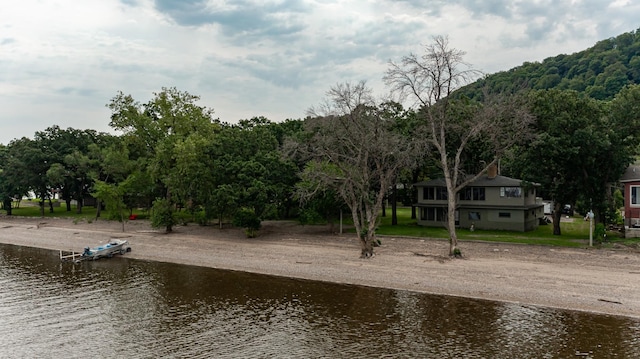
[48,198,54,213]
[359,235,374,258]
[391,185,398,225]
[446,194,458,256]
[552,203,563,235]
[166,189,173,233]
[39,199,45,217]
[3,198,12,215]
[411,170,419,220]
[76,196,83,214]
[66,199,72,212]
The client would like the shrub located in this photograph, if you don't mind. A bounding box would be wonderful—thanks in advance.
[151,198,178,232]
[298,208,323,225]
[232,208,261,238]
[594,223,606,243]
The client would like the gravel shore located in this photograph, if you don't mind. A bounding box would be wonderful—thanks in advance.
[1,216,639,319]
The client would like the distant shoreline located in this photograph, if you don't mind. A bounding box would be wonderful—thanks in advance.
[1,216,639,319]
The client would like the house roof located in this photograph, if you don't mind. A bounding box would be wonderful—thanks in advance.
[620,165,640,182]
[415,174,533,188]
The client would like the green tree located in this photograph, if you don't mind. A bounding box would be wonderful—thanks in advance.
[32,126,108,214]
[0,145,21,215]
[6,137,52,216]
[92,180,127,231]
[107,87,218,232]
[511,90,604,235]
[199,118,300,228]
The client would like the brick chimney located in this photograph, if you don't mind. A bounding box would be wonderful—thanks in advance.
[487,163,498,179]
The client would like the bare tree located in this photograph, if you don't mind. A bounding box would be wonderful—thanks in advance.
[292,81,416,258]
[385,36,533,256]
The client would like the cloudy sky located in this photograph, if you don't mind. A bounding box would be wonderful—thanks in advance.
[1,0,638,145]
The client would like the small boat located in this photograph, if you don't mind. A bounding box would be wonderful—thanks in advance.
[81,239,131,261]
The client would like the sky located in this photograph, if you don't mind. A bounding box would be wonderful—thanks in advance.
[1,0,639,145]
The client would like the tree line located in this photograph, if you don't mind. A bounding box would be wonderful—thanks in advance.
[2,36,640,257]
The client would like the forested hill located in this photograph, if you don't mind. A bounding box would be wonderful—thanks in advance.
[457,27,640,100]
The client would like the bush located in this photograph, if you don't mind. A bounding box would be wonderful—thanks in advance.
[151,198,178,232]
[298,208,323,225]
[232,208,261,238]
[194,209,209,226]
[594,223,606,243]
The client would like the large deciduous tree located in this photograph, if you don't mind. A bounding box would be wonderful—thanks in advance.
[34,126,106,214]
[108,87,218,233]
[511,86,640,234]
[6,137,52,216]
[385,35,534,256]
[0,144,22,215]
[291,81,416,258]
[510,90,602,235]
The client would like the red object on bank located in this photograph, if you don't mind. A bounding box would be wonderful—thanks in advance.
[129,214,138,220]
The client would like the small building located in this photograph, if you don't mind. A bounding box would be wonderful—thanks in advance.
[619,164,640,236]
[414,166,544,232]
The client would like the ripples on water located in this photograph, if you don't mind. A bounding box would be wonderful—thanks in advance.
[1,243,639,358]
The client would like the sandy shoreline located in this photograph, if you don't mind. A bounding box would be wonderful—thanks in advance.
[1,216,639,319]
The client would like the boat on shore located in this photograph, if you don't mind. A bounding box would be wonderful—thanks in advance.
[60,239,131,262]
[82,239,130,260]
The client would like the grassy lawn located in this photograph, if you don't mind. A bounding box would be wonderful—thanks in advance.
[4,201,152,222]
[4,202,196,224]
[7,202,100,221]
[376,207,630,248]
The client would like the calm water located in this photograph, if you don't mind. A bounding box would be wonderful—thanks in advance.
[1,243,639,359]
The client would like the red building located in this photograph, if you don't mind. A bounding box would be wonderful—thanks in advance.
[620,165,640,232]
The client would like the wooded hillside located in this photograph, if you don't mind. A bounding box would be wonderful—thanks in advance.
[458,28,640,100]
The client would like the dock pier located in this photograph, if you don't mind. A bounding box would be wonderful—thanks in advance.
[59,249,85,262]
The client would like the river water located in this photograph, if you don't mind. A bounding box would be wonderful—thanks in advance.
[1,243,639,358]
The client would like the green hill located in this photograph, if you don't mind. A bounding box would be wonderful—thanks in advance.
[458,27,640,100]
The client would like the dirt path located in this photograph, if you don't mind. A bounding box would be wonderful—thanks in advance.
[1,216,639,319]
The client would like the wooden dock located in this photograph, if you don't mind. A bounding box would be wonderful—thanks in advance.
[59,249,85,262]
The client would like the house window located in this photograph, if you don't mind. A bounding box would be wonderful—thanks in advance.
[423,187,446,200]
[468,212,481,221]
[461,187,485,201]
[421,208,435,221]
[423,187,434,200]
[632,186,640,205]
[422,208,446,221]
[498,212,511,218]
[501,187,522,198]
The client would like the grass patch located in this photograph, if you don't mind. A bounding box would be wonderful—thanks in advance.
[5,204,149,222]
[8,205,99,220]
[375,207,622,248]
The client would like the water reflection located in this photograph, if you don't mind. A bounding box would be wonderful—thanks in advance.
[1,243,638,358]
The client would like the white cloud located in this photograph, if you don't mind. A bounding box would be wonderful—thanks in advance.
[0,0,638,144]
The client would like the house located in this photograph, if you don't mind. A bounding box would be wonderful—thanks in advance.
[619,164,640,236]
[414,166,544,232]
